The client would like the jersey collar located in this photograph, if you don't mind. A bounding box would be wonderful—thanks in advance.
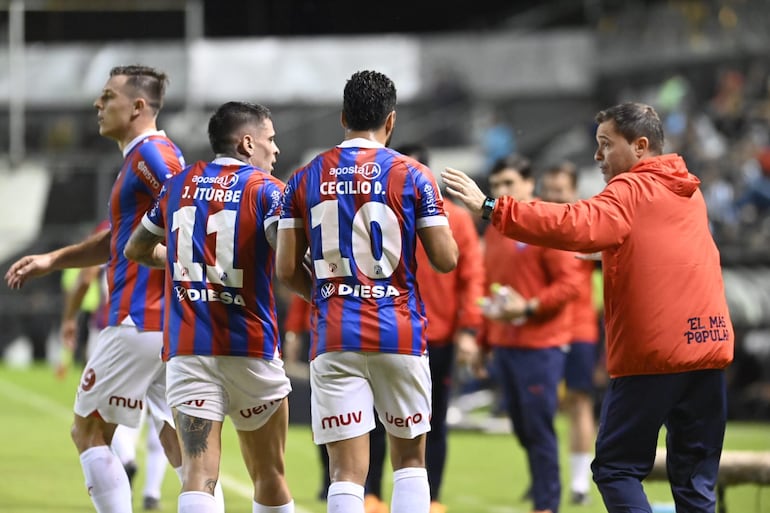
[122,130,167,158]
[338,137,385,149]
[212,157,248,166]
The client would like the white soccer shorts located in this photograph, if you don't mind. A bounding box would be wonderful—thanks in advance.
[74,326,173,430]
[166,355,292,431]
[310,351,432,445]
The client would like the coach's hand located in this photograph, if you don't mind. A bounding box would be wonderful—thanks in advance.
[442,167,486,215]
[5,254,54,289]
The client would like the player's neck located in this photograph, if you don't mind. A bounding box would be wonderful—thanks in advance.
[116,120,160,152]
[344,129,388,146]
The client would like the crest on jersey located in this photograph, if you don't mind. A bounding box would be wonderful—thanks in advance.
[320,282,336,299]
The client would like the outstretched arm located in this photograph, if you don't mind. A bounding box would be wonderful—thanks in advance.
[5,228,111,289]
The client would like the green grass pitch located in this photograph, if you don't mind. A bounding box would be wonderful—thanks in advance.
[1,365,768,513]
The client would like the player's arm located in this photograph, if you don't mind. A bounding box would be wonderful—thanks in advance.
[60,265,102,349]
[5,228,111,289]
[275,227,312,302]
[124,220,166,269]
[418,225,458,273]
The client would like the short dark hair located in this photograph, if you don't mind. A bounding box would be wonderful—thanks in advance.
[343,70,397,131]
[543,162,578,189]
[595,102,665,155]
[489,154,532,180]
[110,65,168,113]
[208,101,272,155]
[395,143,430,167]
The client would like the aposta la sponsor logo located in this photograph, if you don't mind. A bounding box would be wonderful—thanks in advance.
[192,173,239,189]
[318,283,401,299]
[328,162,382,180]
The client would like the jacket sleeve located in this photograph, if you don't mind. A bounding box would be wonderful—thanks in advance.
[491,179,635,253]
[453,209,485,332]
[533,248,582,316]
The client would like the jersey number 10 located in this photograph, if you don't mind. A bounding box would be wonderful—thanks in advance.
[310,199,402,280]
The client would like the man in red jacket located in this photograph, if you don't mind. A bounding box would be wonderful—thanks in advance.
[478,154,581,513]
[442,102,734,513]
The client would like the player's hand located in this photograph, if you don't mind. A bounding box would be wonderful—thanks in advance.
[454,330,479,367]
[60,319,78,351]
[441,167,486,215]
[5,254,54,289]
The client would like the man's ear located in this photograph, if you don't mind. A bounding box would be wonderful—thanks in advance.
[635,136,649,157]
[384,110,396,136]
[340,111,348,130]
[238,134,254,157]
[133,97,146,116]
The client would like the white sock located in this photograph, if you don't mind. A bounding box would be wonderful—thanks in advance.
[570,452,593,494]
[253,500,295,512]
[142,422,166,499]
[174,466,224,513]
[110,425,139,466]
[179,491,217,513]
[390,467,429,513]
[80,445,133,513]
[327,481,364,513]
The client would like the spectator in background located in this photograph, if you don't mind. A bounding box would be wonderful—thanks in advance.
[442,102,734,513]
[125,101,294,513]
[539,163,600,506]
[276,70,458,513]
[477,154,581,513]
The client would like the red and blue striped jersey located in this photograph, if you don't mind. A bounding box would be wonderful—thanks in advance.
[143,157,285,361]
[107,131,184,331]
[279,138,449,359]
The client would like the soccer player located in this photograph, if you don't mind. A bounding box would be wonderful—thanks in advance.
[5,65,195,513]
[276,70,459,513]
[442,102,734,513]
[539,163,600,506]
[124,101,294,513]
[477,154,581,513]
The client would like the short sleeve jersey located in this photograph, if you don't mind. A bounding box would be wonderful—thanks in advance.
[143,157,284,361]
[107,131,185,331]
[279,138,449,359]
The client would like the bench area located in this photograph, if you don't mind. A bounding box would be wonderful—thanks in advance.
[647,449,770,513]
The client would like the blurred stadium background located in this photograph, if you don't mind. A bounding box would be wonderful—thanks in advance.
[0,0,769,492]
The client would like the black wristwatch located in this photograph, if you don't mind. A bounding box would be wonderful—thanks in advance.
[481,196,496,220]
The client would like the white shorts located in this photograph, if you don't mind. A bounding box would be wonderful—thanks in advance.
[166,355,292,431]
[310,351,432,445]
[74,326,173,430]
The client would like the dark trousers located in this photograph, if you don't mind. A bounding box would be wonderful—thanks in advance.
[365,342,456,501]
[494,346,566,513]
[592,369,727,513]
[425,343,455,501]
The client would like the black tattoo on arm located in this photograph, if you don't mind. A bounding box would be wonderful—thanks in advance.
[176,411,212,458]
